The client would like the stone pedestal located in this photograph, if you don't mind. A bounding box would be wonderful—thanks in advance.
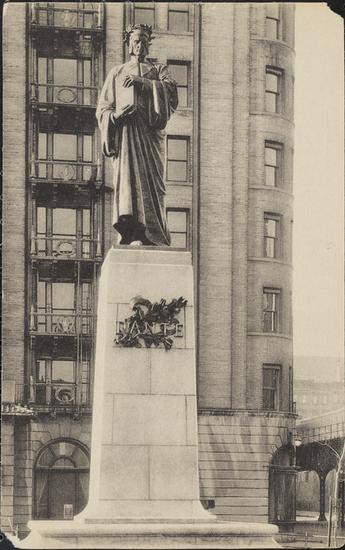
[82,248,204,522]
[22,248,280,548]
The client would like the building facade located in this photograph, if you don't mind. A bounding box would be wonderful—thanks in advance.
[294,356,345,419]
[2,2,296,538]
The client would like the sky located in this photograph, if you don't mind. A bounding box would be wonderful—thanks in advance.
[293,3,344,358]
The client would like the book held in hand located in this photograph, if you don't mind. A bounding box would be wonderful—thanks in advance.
[115,76,137,113]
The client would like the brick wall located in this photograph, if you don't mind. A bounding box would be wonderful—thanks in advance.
[3,3,27,387]
[0,420,15,532]
[230,3,251,409]
[197,3,234,409]
[14,422,32,537]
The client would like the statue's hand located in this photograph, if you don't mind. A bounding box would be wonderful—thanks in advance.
[111,104,136,123]
[123,74,144,88]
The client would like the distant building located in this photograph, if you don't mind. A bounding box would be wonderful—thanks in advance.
[294,356,345,419]
[3,2,296,537]
[294,379,344,419]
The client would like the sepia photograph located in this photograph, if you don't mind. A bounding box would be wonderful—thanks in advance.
[1,1,344,548]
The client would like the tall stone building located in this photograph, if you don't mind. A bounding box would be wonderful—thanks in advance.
[2,2,296,538]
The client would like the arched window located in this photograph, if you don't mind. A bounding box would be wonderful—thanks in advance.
[34,439,89,519]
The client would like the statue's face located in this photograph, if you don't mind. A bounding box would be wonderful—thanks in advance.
[129,30,149,59]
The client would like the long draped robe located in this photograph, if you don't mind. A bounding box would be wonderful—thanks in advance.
[96,59,178,246]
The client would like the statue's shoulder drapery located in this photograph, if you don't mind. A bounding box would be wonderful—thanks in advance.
[96,61,178,158]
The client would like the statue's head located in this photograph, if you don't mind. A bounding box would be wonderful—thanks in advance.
[123,24,154,60]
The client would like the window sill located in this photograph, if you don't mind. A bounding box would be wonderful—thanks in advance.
[248,257,292,267]
[249,185,293,197]
[248,332,292,340]
[251,36,295,53]
[250,111,295,125]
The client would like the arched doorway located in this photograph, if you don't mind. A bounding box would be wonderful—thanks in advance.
[33,438,89,519]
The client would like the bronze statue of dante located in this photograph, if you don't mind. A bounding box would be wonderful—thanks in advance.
[96,24,178,246]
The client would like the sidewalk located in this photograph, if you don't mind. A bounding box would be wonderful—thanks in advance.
[279,511,345,549]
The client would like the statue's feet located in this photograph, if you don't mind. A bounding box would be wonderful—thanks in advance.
[130,240,143,246]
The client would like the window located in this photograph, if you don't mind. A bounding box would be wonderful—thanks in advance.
[53,4,78,28]
[263,365,281,410]
[288,366,293,412]
[38,132,47,160]
[82,59,92,104]
[38,57,48,102]
[265,67,283,113]
[38,132,48,178]
[167,136,189,182]
[265,142,282,187]
[52,209,77,238]
[52,360,75,383]
[52,283,75,314]
[167,209,188,249]
[53,58,77,104]
[37,131,94,182]
[35,206,92,258]
[263,288,280,332]
[168,3,189,32]
[83,134,93,179]
[36,280,92,315]
[35,279,92,334]
[37,57,93,105]
[33,358,91,406]
[168,61,189,108]
[53,133,78,179]
[266,4,280,40]
[53,134,77,161]
[264,213,280,258]
[133,3,155,27]
[53,58,77,87]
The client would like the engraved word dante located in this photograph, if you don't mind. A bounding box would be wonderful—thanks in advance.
[115,296,187,351]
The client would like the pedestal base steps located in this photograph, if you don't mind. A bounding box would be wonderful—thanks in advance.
[22,519,281,548]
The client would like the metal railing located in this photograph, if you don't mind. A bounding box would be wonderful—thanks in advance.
[31,236,102,260]
[300,422,345,444]
[3,383,91,407]
[31,382,90,406]
[32,83,98,107]
[30,311,94,336]
[31,3,103,31]
[30,160,101,183]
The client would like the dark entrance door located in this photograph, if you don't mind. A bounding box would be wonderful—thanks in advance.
[34,439,90,519]
[49,470,77,518]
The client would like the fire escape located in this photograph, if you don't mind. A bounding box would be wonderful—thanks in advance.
[26,2,104,415]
